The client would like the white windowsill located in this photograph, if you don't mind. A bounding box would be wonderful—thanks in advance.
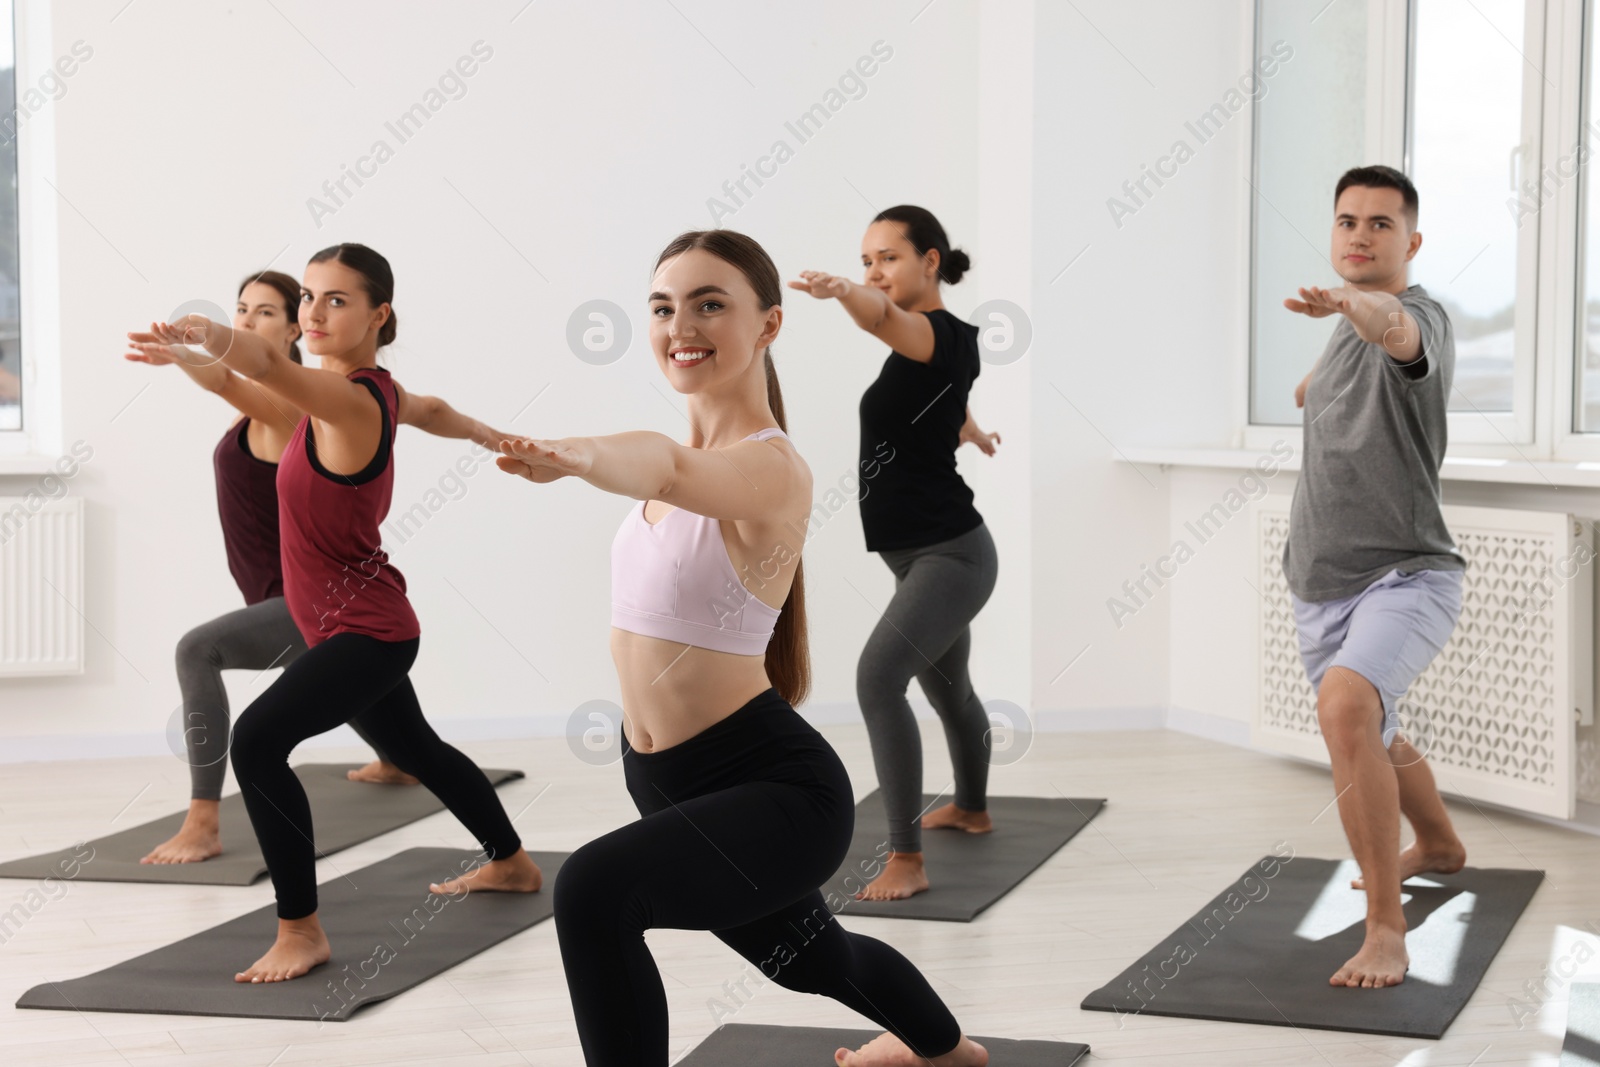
[0,454,60,475]
[1119,446,1600,490]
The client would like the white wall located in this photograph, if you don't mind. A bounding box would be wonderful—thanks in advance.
[25,0,1525,781]
[1028,0,1253,725]
[0,0,1049,755]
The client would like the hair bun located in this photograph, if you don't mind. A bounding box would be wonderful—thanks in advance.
[943,247,971,284]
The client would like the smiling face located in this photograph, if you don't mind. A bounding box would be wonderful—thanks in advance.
[648,248,780,393]
[861,220,938,310]
[1330,185,1420,287]
[233,281,299,357]
[298,259,390,358]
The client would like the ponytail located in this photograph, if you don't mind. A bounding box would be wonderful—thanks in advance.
[762,347,810,706]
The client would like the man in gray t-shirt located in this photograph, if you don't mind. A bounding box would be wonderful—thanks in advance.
[1280,165,1469,995]
[1285,285,1467,600]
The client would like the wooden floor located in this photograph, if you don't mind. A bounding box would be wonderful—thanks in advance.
[0,724,1590,1065]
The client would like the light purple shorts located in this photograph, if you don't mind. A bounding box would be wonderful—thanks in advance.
[1289,567,1464,748]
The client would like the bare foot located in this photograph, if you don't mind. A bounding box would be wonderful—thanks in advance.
[141,801,221,864]
[856,852,929,901]
[835,1032,989,1066]
[921,803,993,834]
[235,916,330,983]
[1330,925,1408,988]
[1350,838,1466,890]
[430,848,542,896]
[346,760,419,785]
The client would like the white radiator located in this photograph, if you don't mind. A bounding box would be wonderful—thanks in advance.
[0,496,84,676]
[1254,497,1592,819]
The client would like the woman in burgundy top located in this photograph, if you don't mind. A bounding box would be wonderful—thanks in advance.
[126,271,511,869]
[131,244,537,983]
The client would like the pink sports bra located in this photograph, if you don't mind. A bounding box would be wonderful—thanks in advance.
[610,428,790,656]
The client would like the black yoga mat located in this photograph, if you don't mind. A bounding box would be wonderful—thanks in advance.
[1080,854,1543,1039]
[1564,983,1600,1065]
[0,764,527,886]
[676,1023,1089,1066]
[823,790,1104,922]
[17,847,563,1021]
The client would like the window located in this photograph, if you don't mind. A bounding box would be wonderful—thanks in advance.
[1577,0,1600,432]
[0,0,17,434]
[1249,0,1374,427]
[1250,0,1546,449]
[1407,0,1532,431]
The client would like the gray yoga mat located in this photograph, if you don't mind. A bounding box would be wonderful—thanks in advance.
[0,763,526,886]
[823,791,1104,922]
[17,846,563,1021]
[1080,854,1543,1039]
[676,1023,1089,1066]
[1563,983,1600,1065]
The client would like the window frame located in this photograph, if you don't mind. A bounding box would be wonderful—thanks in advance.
[1551,0,1600,461]
[0,0,61,461]
[1244,0,1559,460]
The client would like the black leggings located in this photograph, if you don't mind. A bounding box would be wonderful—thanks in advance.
[552,687,963,1066]
[174,596,397,801]
[229,633,522,919]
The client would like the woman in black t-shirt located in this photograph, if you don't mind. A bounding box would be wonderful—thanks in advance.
[789,204,1001,901]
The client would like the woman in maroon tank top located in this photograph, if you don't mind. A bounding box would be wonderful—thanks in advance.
[125,271,518,868]
[132,244,538,984]
[124,270,422,869]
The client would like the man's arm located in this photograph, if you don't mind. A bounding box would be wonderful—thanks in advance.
[1286,286,1419,363]
[1294,358,1319,409]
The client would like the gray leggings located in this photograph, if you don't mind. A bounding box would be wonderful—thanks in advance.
[175,597,392,800]
[856,521,998,854]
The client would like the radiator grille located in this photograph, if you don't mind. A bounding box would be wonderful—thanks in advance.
[0,497,84,676]
[1255,498,1589,819]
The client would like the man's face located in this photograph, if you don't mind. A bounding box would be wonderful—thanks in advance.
[1330,185,1419,285]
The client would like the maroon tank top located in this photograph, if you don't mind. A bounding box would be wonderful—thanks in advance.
[212,418,283,605]
[276,366,419,646]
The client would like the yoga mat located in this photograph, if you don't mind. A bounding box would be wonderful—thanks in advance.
[0,764,526,886]
[676,1023,1089,1066]
[1563,983,1600,1065]
[16,847,564,1021]
[823,791,1105,922]
[1080,854,1543,1039]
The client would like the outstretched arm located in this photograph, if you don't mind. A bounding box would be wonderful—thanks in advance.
[788,270,936,364]
[145,315,375,425]
[1284,286,1420,363]
[124,337,303,432]
[497,430,808,522]
[394,384,506,451]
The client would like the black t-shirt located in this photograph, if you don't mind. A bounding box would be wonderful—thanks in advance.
[857,308,984,552]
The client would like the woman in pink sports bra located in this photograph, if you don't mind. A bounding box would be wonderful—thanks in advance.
[496,230,987,1067]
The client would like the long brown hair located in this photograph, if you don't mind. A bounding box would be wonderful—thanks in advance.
[653,230,811,706]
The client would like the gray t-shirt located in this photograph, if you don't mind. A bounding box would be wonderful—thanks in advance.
[1283,284,1467,602]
